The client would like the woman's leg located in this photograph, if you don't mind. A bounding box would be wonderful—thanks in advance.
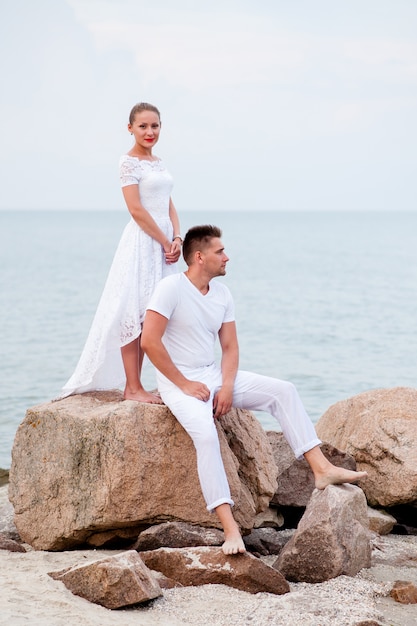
[121,337,162,403]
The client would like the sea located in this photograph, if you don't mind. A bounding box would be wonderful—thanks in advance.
[1,209,416,470]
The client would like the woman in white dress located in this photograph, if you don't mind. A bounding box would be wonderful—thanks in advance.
[62,103,182,402]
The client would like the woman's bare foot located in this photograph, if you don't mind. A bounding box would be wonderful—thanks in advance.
[222,530,246,555]
[124,388,164,404]
[314,466,368,490]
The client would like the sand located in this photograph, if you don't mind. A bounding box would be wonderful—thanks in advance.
[1,486,417,625]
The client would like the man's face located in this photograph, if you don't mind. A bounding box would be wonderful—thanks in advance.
[201,237,229,277]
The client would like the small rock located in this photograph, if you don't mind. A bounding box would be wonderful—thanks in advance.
[140,546,290,595]
[0,468,9,487]
[253,506,284,529]
[0,534,26,552]
[132,521,224,551]
[243,528,292,556]
[390,580,417,604]
[48,550,162,609]
[367,506,396,535]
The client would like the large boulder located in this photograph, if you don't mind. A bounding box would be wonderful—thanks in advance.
[274,484,371,582]
[8,391,277,550]
[316,387,417,507]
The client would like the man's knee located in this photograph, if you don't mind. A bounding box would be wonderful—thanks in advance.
[191,421,219,449]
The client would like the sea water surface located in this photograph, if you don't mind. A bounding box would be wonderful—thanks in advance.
[1,209,416,469]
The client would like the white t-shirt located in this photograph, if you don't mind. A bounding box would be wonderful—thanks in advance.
[146,272,235,370]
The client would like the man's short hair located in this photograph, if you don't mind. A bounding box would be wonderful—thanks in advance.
[182,225,222,265]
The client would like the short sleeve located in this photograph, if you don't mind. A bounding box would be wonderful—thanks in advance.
[146,275,179,320]
[119,155,141,187]
[222,285,235,323]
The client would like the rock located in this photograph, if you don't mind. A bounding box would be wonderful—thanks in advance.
[371,534,417,567]
[389,580,417,604]
[243,528,292,556]
[0,485,20,540]
[367,507,396,535]
[267,432,357,507]
[150,570,180,589]
[273,484,371,582]
[132,521,224,551]
[316,387,417,507]
[86,528,142,548]
[253,506,284,529]
[0,533,26,552]
[8,392,277,550]
[0,468,9,487]
[139,546,290,595]
[48,550,162,609]
[386,503,417,534]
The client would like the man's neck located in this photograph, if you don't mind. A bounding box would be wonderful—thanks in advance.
[184,270,210,295]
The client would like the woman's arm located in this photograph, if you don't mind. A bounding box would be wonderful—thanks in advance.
[169,197,181,240]
[122,184,172,251]
[166,198,181,263]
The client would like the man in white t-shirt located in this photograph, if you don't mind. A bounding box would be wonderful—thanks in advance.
[141,225,367,555]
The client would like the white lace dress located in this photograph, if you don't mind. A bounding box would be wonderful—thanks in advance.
[61,156,177,396]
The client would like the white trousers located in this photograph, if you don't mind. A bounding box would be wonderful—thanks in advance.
[159,364,321,512]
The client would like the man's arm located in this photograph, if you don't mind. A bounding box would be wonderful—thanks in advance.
[213,321,239,418]
[141,310,211,401]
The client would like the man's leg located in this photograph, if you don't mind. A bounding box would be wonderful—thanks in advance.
[232,370,367,487]
[161,388,233,509]
[215,504,246,554]
[160,387,245,554]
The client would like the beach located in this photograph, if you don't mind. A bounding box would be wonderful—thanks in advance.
[1,485,417,626]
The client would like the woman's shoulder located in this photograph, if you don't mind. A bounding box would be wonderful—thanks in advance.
[120,154,163,165]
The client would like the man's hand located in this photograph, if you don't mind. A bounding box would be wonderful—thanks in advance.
[181,380,211,402]
[213,386,233,419]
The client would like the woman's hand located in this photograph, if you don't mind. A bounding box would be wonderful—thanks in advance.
[164,239,181,264]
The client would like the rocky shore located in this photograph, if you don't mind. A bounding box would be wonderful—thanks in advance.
[2,386,417,625]
[1,483,417,626]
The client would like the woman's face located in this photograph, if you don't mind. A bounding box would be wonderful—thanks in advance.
[128,110,161,150]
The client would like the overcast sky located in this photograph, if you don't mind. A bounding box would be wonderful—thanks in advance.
[1,0,416,211]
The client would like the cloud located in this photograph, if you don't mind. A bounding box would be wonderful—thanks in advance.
[0,0,416,210]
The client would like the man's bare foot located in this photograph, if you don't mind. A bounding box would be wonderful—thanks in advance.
[215,503,246,555]
[222,531,246,556]
[124,388,163,404]
[314,466,368,490]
